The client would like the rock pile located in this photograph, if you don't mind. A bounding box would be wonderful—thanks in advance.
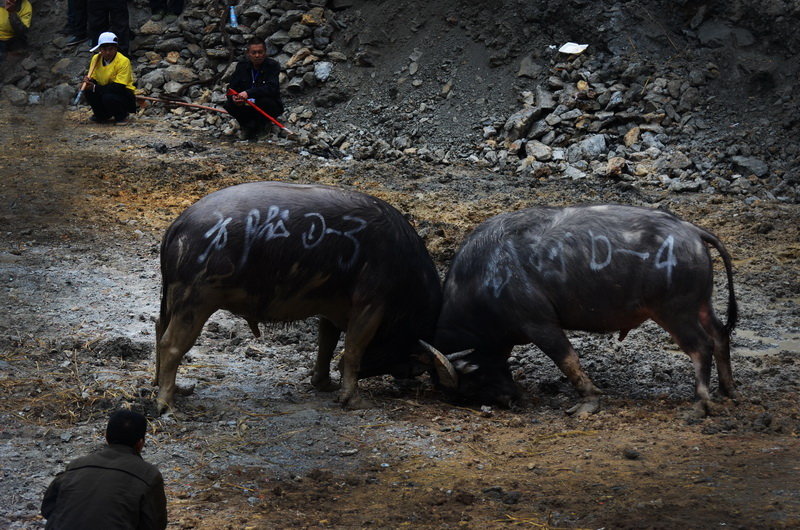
[1,0,797,203]
[473,49,797,203]
[2,0,344,141]
[132,0,343,136]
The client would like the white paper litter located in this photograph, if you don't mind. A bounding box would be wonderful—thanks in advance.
[558,42,589,54]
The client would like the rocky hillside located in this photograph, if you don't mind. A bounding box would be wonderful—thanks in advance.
[3,0,798,202]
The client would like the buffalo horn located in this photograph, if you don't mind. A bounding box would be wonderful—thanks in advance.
[446,349,474,361]
[418,340,458,390]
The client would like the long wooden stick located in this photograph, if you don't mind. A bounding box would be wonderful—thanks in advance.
[136,95,229,114]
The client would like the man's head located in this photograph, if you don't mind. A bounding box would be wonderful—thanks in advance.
[106,409,147,453]
[245,37,267,68]
[90,32,120,61]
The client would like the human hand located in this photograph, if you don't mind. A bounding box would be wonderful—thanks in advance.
[5,0,18,12]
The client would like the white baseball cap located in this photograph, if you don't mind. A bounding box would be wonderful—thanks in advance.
[90,32,119,52]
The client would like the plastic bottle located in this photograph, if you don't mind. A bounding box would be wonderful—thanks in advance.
[229,5,238,28]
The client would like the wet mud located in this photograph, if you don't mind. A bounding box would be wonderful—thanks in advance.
[1,108,799,528]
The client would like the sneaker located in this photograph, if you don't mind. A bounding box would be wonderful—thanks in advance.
[65,35,87,46]
[151,11,165,21]
[89,115,110,123]
[164,14,178,24]
[114,116,131,126]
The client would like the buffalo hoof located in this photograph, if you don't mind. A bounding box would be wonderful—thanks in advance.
[338,393,373,410]
[686,399,713,419]
[156,399,173,416]
[566,397,600,418]
[312,376,341,393]
[719,388,740,401]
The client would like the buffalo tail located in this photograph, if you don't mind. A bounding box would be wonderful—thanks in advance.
[699,229,738,335]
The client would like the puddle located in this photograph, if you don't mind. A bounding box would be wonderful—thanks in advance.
[734,328,800,357]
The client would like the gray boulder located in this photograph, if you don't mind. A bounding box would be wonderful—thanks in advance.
[503,107,542,141]
[567,134,607,163]
[43,84,75,105]
[731,156,769,178]
[165,65,198,83]
[525,140,553,161]
[140,69,167,89]
[2,85,27,106]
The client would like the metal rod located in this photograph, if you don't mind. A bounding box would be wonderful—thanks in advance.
[225,88,289,131]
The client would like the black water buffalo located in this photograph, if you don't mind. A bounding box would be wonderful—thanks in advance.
[155,181,441,413]
[424,204,737,416]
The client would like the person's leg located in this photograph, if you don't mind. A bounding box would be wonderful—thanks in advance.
[150,0,166,19]
[168,0,184,15]
[108,0,130,56]
[65,0,77,33]
[84,89,112,121]
[259,98,284,119]
[223,101,260,137]
[86,0,107,49]
[74,0,89,37]
[67,0,88,36]
[0,41,8,65]
[64,0,88,45]
[253,97,284,134]
[102,91,130,122]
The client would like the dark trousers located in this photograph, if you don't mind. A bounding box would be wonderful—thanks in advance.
[0,38,23,64]
[149,0,184,15]
[66,0,88,37]
[87,0,130,55]
[85,87,134,121]
[224,98,283,135]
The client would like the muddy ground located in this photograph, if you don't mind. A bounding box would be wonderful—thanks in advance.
[1,106,799,528]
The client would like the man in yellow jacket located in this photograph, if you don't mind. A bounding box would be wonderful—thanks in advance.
[82,31,136,124]
[0,0,32,64]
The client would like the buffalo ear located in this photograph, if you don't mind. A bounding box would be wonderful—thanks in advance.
[418,340,459,390]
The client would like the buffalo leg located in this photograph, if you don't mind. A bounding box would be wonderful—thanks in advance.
[700,306,736,397]
[338,304,384,409]
[530,327,602,416]
[312,317,341,392]
[657,316,715,416]
[156,308,212,414]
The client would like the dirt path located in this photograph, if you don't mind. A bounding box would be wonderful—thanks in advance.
[1,107,799,528]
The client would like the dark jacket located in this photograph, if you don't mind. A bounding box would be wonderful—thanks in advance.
[227,58,283,108]
[41,444,167,530]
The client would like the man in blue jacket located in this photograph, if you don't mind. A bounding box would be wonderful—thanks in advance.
[41,409,168,529]
[224,37,284,140]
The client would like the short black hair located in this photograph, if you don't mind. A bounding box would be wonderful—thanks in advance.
[106,409,147,447]
[247,36,266,49]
